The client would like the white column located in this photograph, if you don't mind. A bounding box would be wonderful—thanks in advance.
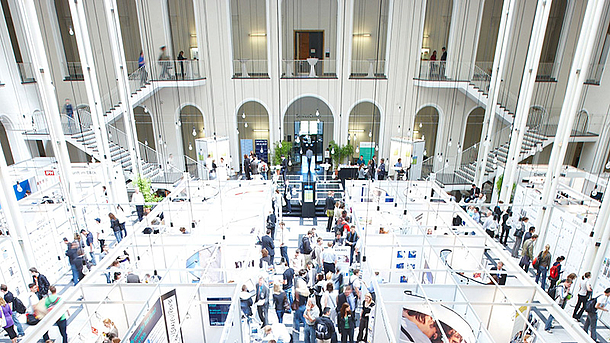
[585,182,610,277]
[267,0,280,146]
[474,0,517,186]
[499,0,554,203]
[14,0,78,202]
[67,0,118,204]
[535,0,606,247]
[445,0,485,80]
[103,0,143,176]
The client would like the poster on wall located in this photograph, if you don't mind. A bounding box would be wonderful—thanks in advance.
[255,139,268,163]
[391,247,421,284]
[129,289,183,343]
[398,294,475,343]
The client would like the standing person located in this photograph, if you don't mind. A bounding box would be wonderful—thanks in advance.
[544,278,572,332]
[260,249,272,270]
[177,51,187,79]
[519,234,537,272]
[282,260,295,305]
[293,274,309,341]
[511,217,529,258]
[132,189,145,222]
[41,286,68,343]
[573,272,593,320]
[109,213,123,243]
[321,283,338,324]
[357,164,367,180]
[255,276,270,327]
[535,245,552,290]
[25,283,39,323]
[138,50,147,85]
[93,218,105,253]
[315,307,336,343]
[523,226,535,245]
[322,242,337,275]
[291,250,305,273]
[158,46,170,79]
[356,293,375,343]
[489,261,507,285]
[304,297,320,343]
[377,158,387,180]
[301,231,314,264]
[0,297,18,343]
[338,303,355,343]
[285,186,293,214]
[66,241,84,285]
[366,160,375,180]
[325,191,335,232]
[80,229,96,266]
[1,285,24,337]
[243,154,252,180]
[584,288,610,341]
[281,155,288,182]
[499,208,512,245]
[345,227,359,265]
[313,238,324,271]
[102,318,119,339]
[261,229,275,264]
[439,47,447,78]
[547,256,565,290]
[482,211,497,238]
[115,205,128,238]
[64,98,74,132]
[30,267,50,300]
[273,283,288,324]
[267,210,277,240]
[240,285,254,320]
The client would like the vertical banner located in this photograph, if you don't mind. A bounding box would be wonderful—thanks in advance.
[161,289,183,343]
[255,139,269,163]
[129,289,183,343]
[240,139,253,164]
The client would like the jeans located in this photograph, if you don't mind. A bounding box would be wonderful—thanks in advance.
[281,246,290,267]
[285,287,293,305]
[584,310,598,340]
[12,312,24,336]
[70,263,80,285]
[544,314,554,331]
[293,305,306,338]
[114,230,123,243]
[276,309,284,323]
[536,266,548,290]
[89,251,96,266]
[305,324,316,343]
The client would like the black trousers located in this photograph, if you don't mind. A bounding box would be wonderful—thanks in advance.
[573,294,589,319]
[500,225,510,245]
[257,305,268,327]
[323,262,336,275]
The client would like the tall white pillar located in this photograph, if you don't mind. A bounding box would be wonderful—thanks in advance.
[499,0,554,203]
[536,0,606,247]
[104,0,143,176]
[474,0,517,186]
[267,0,281,147]
[68,0,119,204]
[445,0,485,80]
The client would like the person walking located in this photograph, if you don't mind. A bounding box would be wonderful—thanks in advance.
[519,234,537,272]
[64,98,75,132]
[244,154,252,180]
[282,260,295,305]
[240,285,254,320]
[255,276,270,327]
[573,272,593,320]
[345,227,359,265]
[115,205,128,238]
[356,293,375,343]
[158,46,170,79]
[499,208,512,245]
[377,158,387,180]
[1,285,24,337]
[109,213,122,243]
[273,283,288,324]
[0,297,18,343]
[267,211,277,240]
[177,51,187,79]
[584,288,610,341]
[132,189,146,222]
[322,242,337,275]
[338,302,355,343]
[138,50,147,85]
[292,275,309,341]
[547,256,565,290]
[544,278,572,332]
[511,217,528,258]
[42,286,68,343]
[325,191,335,232]
[535,245,552,290]
[66,241,84,285]
[30,267,50,299]
[261,229,275,265]
[304,297,320,343]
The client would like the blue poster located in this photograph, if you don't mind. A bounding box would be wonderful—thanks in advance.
[13,179,30,200]
[255,139,268,163]
[129,298,163,343]
[240,139,253,163]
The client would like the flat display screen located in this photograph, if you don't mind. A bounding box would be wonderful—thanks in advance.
[207,297,232,326]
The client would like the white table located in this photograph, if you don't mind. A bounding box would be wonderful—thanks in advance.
[238,59,250,77]
[307,58,319,77]
[367,59,376,78]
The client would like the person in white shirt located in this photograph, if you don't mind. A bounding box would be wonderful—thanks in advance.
[584,287,610,341]
[263,322,291,343]
[132,189,146,222]
[573,272,592,320]
[291,250,305,273]
[482,211,497,238]
[115,205,128,238]
[322,242,337,275]
[25,283,39,315]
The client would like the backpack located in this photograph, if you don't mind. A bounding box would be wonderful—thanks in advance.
[514,227,524,238]
[298,235,304,253]
[13,297,26,314]
[549,263,560,280]
[315,320,331,340]
[311,248,317,261]
[547,285,558,301]
[586,296,600,313]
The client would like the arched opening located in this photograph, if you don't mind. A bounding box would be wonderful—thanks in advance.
[134,106,156,163]
[179,105,205,162]
[237,101,270,165]
[573,110,589,134]
[283,97,334,167]
[414,106,440,158]
[463,107,485,150]
[348,102,381,162]
[0,118,15,165]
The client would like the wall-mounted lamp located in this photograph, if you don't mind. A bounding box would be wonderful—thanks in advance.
[253,129,269,132]
[353,33,371,37]
[348,129,365,133]
[249,33,267,37]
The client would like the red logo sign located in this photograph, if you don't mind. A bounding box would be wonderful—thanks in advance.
[44,170,55,176]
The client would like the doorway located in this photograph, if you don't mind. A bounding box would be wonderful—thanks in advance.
[295,31,324,74]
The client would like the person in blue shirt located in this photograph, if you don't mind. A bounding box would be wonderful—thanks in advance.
[357,155,365,166]
[138,50,147,84]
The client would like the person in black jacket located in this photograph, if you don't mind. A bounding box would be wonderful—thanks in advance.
[490,261,507,285]
[315,307,336,343]
[356,293,375,343]
[66,242,84,285]
[29,267,50,300]
[266,211,277,239]
[301,231,313,262]
[243,154,252,180]
[499,208,512,245]
[345,227,359,265]
[338,302,355,343]
[325,191,335,232]
[261,229,275,263]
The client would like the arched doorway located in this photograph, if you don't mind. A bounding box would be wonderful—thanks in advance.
[348,101,381,162]
[134,106,156,163]
[573,110,589,134]
[463,107,485,150]
[0,118,14,165]
[179,105,205,162]
[237,101,270,165]
[414,106,440,159]
[283,96,334,167]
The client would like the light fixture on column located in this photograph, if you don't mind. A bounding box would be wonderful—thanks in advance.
[316,109,320,117]
[242,112,246,119]
[397,125,401,132]
[419,122,423,128]
[278,141,282,148]
[236,130,239,135]
[437,153,442,162]
[356,147,360,153]
[331,147,335,155]
[448,139,452,147]
[457,143,462,153]
[192,127,197,136]
[189,143,193,151]
[260,147,264,154]
[445,159,449,168]
[421,135,425,141]
[244,122,248,128]
[368,131,372,138]
[145,139,148,146]
[68,25,74,36]
[375,145,378,151]
[423,150,427,156]
[606,161,610,169]
[407,128,412,138]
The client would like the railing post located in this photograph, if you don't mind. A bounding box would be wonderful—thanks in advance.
[499,0,554,203]
[535,0,606,249]
[474,0,516,186]
[103,0,144,177]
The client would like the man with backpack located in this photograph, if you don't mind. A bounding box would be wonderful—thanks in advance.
[544,278,572,333]
[1,285,25,337]
[315,307,336,343]
[548,256,565,290]
[584,287,610,341]
[301,231,314,264]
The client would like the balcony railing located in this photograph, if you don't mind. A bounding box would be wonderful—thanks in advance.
[350,59,386,78]
[585,62,605,85]
[16,62,36,83]
[232,59,269,78]
[536,62,556,81]
[61,62,84,81]
[152,59,203,81]
[281,59,336,78]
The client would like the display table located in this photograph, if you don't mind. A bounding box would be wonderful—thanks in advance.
[306,58,318,77]
[238,59,250,77]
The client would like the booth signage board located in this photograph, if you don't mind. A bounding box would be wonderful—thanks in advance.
[240,139,253,164]
[255,139,268,163]
[359,142,375,164]
[129,289,183,343]
[207,297,232,326]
